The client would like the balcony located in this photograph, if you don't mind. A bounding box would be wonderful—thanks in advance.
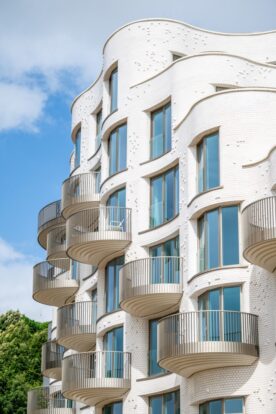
[56,301,97,352]
[157,311,259,377]
[41,341,64,380]
[27,386,75,414]
[62,351,131,406]
[66,206,132,265]
[62,173,101,219]
[38,200,65,249]
[47,225,67,261]
[120,257,183,318]
[242,196,276,273]
[33,259,78,307]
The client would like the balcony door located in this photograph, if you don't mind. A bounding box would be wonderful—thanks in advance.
[149,236,179,283]
[103,326,123,378]
[106,188,126,231]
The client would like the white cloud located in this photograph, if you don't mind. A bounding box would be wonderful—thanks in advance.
[0,238,51,322]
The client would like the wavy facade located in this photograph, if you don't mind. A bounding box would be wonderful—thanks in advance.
[28,19,276,414]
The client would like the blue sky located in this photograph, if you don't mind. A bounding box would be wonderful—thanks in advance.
[1,0,276,320]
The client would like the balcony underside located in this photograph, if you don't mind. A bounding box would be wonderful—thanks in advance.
[33,282,78,307]
[121,286,182,318]
[47,249,68,262]
[42,366,61,381]
[159,342,258,377]
[57,332,96,352]
[244,239,276,273]
[67,235,131,265]
[62,199,100,220]
[63,378,130,405]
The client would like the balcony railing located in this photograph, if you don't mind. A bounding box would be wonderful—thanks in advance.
[120,257,183,318]
[56,301,97,352]
[158,311,259,377]
[33,259,78,307]
[66,206,132,265]
[62,351,131,406]
[27,386,75,413]
[41,341,65,380]
[38,200,65,248]
[47,225,67,261]
[242,196,276,272]
[62,173,101,219]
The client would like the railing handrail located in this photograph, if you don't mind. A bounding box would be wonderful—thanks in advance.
[34,259,70,280]
[159,310,259,323]
[63,350,131,360]
[38,199,62,229]
[57,300,97,312]
[242,195,276,213]
[121,256,182,270]
[62,171,101,186]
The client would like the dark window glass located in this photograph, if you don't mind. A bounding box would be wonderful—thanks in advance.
[199,398,243,414]
[106,188,126,231]
[110,68,118,112]
[151,103,171,159]
[74,128,81,168]
[150,236,179,283]
[150,165,179,228]
[225,399,243,413]
[103,401,122,414]
[197,132,219,193]
[105,256,124,313]
[96,109,102,150]
[103,327,124,379]
[222,206,239,266]
[149,319,166,376]
[150,390,180,414]
[108,124,127,175]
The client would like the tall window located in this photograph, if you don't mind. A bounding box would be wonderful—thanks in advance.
[149,319,166,376]
[96,109,102,150]
[109,124,127,175]
[199,398,243,414]
[94,166,101,193]
[71,260,79,280]
[109,68,118,112]
[105,256,124,313]
[151,103,171,159]
[103,401,122,414]
[197,132,219,193]
[150,165,179,228]
[91,289,97,325]
[106,188,126,231]
[198,205,239,272]
[74,128,81,168]
[103,326,123,379]
[150,236,180,283]
[149,390,180,414]
[198,286,241,342]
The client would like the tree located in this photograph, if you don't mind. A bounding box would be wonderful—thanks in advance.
[0,310,48,414]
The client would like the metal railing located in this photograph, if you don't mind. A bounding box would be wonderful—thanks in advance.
[27,386,75,411]
[47,225,66,258]
[67,206,132,243]
[41,341,65,377]
[158,311,259,361]
[33,259,75,294]
[57,301,97,340]
[242,196,276,250]
[120,256,182,299]
[38,200,63,232]
[62,173,101,215]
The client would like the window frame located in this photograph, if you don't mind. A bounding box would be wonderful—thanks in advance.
[95,108,102,150]
[74,128,81,169]
[149,389,180,414]
[108,124,127,176]
[109,67,118,113]
[199,397,244,414]
[150,102,171,160]
[197,131,220,194]
[105,255,124,313]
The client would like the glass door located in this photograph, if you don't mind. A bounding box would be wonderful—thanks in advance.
[103,326,123,378]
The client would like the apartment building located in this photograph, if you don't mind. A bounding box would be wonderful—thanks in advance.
[27,19,276,414]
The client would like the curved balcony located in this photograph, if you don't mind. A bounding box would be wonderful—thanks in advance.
[33,259,78,307]
[38,200,65,249]
[56,301,97,352]
[158,311,259,377]
[66,206,132,265]
[242,196,276,273]
[62,173,101,219]
[120,257,183,318]
[27,386,75,414]
[47,225,67,261]
[62,351,131,406]
[41,341,64,380]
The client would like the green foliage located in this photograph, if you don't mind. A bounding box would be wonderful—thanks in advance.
[0,310,48,414]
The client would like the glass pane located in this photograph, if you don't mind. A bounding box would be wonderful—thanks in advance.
[165,169,175,221]
[75,129,81,168]
[110,69,118,112]
[165,104,172,152]
[149,320,164,375]
[150,396,162,414]
[150,176,163,227]
[225,398,243,413]
[199,403,208,414]
[222,206,239,266]
[113,402,123,414]
[206,209,219,269]
[198,216,205,272]
[151,109,164,159]
[118,124,127,172]
[206,133,219,190]
[223,287,241,342]
[175,166,179,215]
[109,131,117,175]
[164,391,174,414]
[197,141,204,193]
[209,400,222,414]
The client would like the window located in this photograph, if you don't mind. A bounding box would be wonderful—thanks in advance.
[109,68,118,112]
[105,256,124,313]
[149,390,180,414]
[150,165,179,228]
[149,319,167,376]
[71,260,79,280]
[197,132,219,193]
[74,128,81,168]
[149,236,180,283]
[108,124,127,175]
[198,206,239,272]
[106,188,126,231]
[91,289,97,325]
[151,102,171,159]
[94,166,101,193]
[199,398,243,414]
[103,326,124,378]
[198,286,241,342]
[96,109,102,150]
[103,401,122,414]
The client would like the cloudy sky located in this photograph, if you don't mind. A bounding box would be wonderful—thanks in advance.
[1,0,276,321]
